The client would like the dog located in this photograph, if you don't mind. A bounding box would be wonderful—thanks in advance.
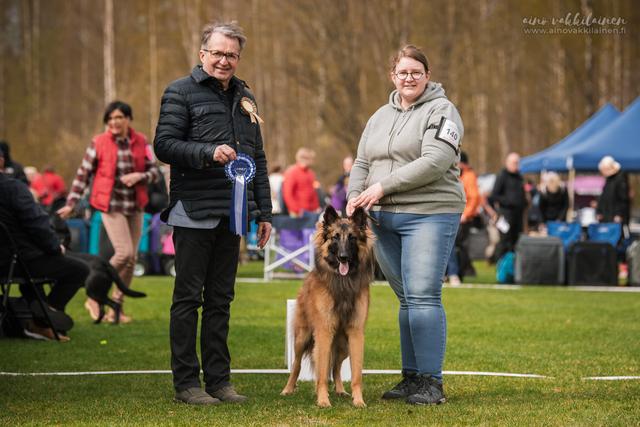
[281,205,375,408]
[47,208,146,324]
[66,252,146,324]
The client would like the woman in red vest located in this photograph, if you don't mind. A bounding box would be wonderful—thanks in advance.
[58,101,160,323]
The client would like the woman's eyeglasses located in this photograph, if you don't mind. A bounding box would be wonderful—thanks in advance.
[394,71,424,81]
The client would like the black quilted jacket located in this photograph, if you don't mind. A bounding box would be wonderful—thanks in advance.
[0,174,62,264]
[154,66,272,223]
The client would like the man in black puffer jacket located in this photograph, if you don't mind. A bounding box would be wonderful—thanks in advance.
[490,152,528,262]
[154,22,272,406]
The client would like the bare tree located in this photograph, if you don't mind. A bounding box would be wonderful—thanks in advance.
[104,0,116,103]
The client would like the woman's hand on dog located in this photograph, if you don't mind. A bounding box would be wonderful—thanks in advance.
[348,182,384,215]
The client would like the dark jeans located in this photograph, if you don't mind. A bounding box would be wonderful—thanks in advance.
[1,254,88,312]
[494,209,524,262]
[170,222,240,393]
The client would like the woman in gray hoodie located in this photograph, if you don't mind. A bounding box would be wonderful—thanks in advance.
[347,45,465,405]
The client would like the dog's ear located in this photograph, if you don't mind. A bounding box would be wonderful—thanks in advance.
[351,207,367,230]
[323,205,339,226]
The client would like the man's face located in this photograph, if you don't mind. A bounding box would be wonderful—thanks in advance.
[199,33,241,88]
[505,154,520,173]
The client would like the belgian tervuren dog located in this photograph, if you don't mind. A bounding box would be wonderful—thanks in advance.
[281,206,375,408]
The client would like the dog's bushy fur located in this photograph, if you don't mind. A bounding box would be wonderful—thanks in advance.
[281,206,375,407]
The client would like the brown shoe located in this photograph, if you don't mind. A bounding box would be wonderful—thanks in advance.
[208,385,248,403]
[175,387,221,405]
[23,320,70,342]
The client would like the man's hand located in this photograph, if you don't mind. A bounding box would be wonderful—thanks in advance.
[57,205,74,219]
[213,144,237,164]
[120,172,145,187]
[350,182,384,212]
[257,221,272,249]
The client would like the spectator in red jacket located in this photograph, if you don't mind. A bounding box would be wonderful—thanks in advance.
[282,147,320,217]
[36,166,67,207]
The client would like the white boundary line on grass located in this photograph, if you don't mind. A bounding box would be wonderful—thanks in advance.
[4,370,639,380]
[239,279,640,293]
[0,369,549,378]
[583,376,640,381]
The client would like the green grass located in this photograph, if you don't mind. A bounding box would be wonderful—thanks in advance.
[1,262,640,426]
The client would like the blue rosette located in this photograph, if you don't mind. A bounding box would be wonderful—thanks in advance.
[225,153,256,236]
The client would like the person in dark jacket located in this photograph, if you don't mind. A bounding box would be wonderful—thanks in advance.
[154,21,272,406]
[0,141,28,184]
[489,152,527,261]
[539,172,569,224]
[597,156,631,226]
[0,156,89,341]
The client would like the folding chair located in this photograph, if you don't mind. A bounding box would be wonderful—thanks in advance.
[0,221,61,340]
[587,222,622,247]
[546,221,583,251]
[263,214,318,280]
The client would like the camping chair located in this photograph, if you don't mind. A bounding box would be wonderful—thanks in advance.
[263,214,318,280]
[0,221,61,340]
[587,223,622,248]
[546,221,583,251]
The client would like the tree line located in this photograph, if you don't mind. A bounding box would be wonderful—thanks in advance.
[1,0,638,189]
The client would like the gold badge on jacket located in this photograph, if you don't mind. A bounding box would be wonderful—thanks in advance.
[240,97,264,124]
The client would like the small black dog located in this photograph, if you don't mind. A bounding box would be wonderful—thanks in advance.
[66,252,146,324]
[49,203,146,324]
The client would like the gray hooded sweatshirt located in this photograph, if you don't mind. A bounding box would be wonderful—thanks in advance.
[347,81,466,214]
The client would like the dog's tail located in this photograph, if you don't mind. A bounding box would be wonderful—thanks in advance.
[107,264,147,298]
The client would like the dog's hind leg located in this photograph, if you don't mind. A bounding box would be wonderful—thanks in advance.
[281,327,311,395]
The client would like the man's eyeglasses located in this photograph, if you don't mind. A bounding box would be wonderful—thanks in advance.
[203,49,240,63]
[394,71,424,81]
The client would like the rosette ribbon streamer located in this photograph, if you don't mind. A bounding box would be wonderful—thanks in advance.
[240,97,264,124]
[225,153,256,236]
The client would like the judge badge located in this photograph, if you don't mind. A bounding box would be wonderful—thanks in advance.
[225,153,256,236]
[240,97,264,124]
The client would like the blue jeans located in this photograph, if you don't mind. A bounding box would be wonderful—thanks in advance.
[446,243,459,276]
[370,211,459,381]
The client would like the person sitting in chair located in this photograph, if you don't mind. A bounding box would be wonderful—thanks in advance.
[0,151,89,341]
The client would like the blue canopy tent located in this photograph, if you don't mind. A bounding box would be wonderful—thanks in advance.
[520,103,620,173]
[568,97,640,172]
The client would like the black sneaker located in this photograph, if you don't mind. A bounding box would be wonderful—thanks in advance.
[405,375,446,405]
[381,371,419,399]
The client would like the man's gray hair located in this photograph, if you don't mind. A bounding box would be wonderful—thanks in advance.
[201,21,247,51]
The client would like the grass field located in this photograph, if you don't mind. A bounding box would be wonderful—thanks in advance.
[1,261,640,426]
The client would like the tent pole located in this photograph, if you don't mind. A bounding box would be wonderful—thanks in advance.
[567,168,576,221]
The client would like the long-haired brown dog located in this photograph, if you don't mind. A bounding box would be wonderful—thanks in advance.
[281,205,375,408]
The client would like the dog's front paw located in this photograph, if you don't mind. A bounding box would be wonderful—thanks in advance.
[316,398,332,408]
[352,398,366,408]
[280,386,296,396]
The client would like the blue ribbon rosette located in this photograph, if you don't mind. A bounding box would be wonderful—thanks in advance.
[225,153,256,236]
